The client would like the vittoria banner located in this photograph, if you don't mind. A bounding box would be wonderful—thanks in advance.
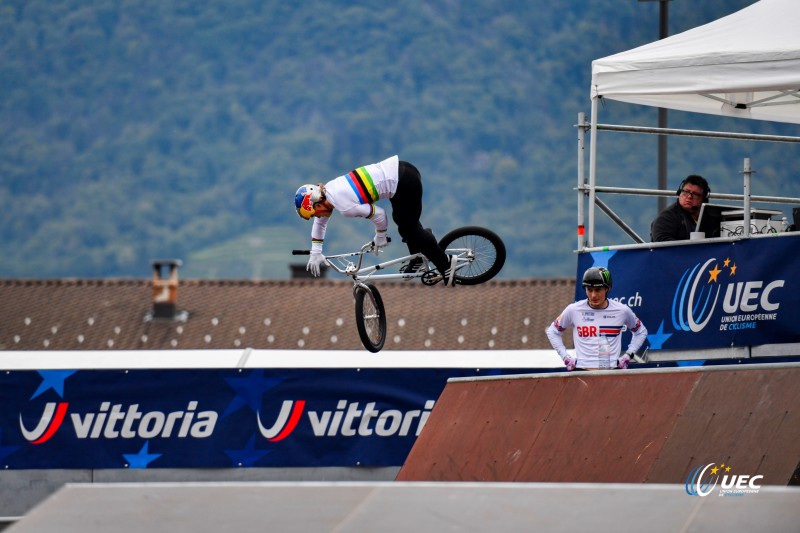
[576,235,800,351]
[0,367,548,469]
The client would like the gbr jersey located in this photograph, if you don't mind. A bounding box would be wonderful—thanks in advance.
[546,298,647,369]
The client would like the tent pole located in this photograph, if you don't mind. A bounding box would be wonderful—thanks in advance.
[657,0,669,213]
[658,109,668,213]
[743,158,752,238]
[577,113,587,251]
[588,96,599,248]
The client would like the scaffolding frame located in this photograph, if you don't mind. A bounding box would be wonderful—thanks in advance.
[576,111,800,251]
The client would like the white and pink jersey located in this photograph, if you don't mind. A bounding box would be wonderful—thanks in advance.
[546,298,647,369]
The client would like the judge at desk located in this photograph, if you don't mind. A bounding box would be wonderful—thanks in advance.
[651,175,711,241]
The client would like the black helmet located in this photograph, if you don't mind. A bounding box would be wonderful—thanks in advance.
[582,267,612,289]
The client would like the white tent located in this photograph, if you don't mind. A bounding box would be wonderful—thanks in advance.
[591,0,800,124]
[581,0,800,249]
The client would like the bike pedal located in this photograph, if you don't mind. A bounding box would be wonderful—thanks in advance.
[420,271,440,286]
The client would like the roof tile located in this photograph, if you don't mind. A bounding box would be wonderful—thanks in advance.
[0,278,577,352]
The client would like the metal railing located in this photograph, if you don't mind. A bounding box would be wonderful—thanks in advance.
[576,112,800,251]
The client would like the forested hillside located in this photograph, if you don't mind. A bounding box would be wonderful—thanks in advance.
[1,0,797,280]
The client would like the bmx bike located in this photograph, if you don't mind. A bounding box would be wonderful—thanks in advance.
[292,226,506,353]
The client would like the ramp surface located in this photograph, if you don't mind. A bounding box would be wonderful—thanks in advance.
[7,482,799,533]
[397,364,800,484]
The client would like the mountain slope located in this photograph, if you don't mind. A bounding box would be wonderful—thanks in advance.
[1,0,795,280]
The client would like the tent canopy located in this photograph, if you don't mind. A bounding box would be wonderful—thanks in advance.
[591,0,800,124]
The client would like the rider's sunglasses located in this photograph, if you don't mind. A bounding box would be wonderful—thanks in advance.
[679,188,704,199]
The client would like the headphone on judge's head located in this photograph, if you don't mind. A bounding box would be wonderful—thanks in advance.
[676,175,711,202]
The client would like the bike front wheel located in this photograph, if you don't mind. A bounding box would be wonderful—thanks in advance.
[438,226,506,285]
[354,283,387,353]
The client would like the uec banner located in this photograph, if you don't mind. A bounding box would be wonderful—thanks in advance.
[0,367,548,470]
[576,235,800,351]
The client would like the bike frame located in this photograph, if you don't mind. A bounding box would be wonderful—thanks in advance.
[324,242,470,283]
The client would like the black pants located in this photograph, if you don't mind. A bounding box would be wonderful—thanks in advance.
[391,161,450,273]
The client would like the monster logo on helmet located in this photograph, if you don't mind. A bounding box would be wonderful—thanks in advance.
[582,266,612,290]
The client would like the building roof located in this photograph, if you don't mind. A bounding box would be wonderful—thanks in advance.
[0,277,577,352]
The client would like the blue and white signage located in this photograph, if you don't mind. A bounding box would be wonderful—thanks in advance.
[0,366,548,469]
[577,236,800,351]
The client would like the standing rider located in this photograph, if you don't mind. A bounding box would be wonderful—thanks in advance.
[546,266,648,371]
[294,155,457,285]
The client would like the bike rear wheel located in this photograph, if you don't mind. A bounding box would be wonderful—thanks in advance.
[354,283,387,353]
[438,226,506,285]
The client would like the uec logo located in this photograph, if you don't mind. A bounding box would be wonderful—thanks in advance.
[672,258,784,333]
[685,463,763,497]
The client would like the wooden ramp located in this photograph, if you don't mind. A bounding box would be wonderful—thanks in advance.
[396,363,800,484]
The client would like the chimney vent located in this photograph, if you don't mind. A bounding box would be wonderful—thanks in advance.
[151,259,182,319]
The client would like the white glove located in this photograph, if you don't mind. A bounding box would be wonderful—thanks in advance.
[563,355,577,372]
[617,352,632,369]
[307,253,326,277]
[373,231,388,256]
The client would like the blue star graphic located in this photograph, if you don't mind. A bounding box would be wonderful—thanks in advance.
[223,370,282,418]
[0,428,20,463]
[225,435,271,467]
[31,370,78,399]
[123,441,161,469]
[647,320,673,350]
[589,250,617,269]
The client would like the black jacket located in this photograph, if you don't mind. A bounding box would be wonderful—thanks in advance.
[650,201,697,242]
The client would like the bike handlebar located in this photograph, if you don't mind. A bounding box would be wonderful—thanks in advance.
[292,237,391,257]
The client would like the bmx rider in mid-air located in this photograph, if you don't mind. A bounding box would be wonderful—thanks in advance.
[294,155,457,286]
